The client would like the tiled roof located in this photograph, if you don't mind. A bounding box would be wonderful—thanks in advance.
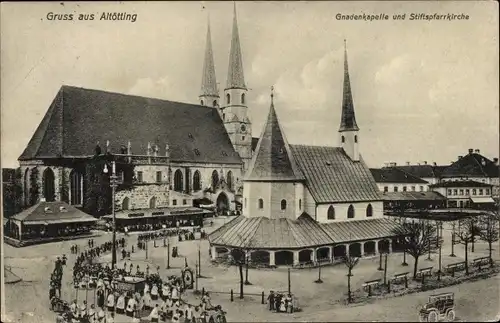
[429,180,493,188]
[11,201,97,223]
[339,41,359,132]
[320,218,398,243]
[19,86,242,165]
[209,215,400,248]
[102,206,212,220]
[290,145,382,203]
[370,167,428,184]
[381,191,446,201]
[441,153,499,178]
[393,165,443,179]
[245,98,305,181]
[209,214,332,249]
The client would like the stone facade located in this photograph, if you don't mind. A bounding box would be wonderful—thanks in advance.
[115,183,169,211]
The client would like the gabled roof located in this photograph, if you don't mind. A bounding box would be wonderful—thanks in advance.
[11,201,97,224]
[381,191,446,201]
[393,165,443,179]
[339,40,359,132]
[290,145,382,203]
[429,180,493,188]
[441,153,499,178]
[225,3,246,90]
[370,167,428,184]
[200,20,219,98]
[19,86,242,165]
[244,95,305,181]
[209,213,335,249]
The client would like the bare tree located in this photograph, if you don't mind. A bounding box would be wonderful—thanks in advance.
[456,217,482,275]
[342,254,360,304]
[478,212,500,267]
[392,219,438,279]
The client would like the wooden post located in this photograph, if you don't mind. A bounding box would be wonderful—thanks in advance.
[261,291,265,304]
[378,253,383,271]
[383,254,388,285]
[404,275,408,288]
[368,285,372,297]
[167,239,170,269]
[198,246,201,278]
[230,289,234,302]
[288,268,291,295]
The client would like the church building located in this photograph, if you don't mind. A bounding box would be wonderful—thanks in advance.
[17,4,253,215]
[209,41,401,267]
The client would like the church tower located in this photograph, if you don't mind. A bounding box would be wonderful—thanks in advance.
[339,40,360,162]
[243,88,305,220]
[222,3,252,171]
[199,18,220,109]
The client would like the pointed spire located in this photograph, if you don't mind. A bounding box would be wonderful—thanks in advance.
[339,39,359,132]
[226,2,246,90]
[200,16,219,98]
[245,87,304,181]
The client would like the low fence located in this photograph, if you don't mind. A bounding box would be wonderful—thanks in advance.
[197,287,266,304]
[4,231,99,248]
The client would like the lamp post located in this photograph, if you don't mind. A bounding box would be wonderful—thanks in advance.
[450,221,456,257]
[437,221,443,281]
[103,161,118,268]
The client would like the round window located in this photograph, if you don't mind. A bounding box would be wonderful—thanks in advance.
[240,124,246,132]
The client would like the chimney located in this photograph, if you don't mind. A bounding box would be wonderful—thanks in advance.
[458,156,463,159]
[390,162,397,167]
[417,162,421,165]
[468,148,473,154]
[494,158,499,165]
[433,162,437,166]
[384,162,389,168]
[424,161,427,165]
[165,144,170,158]
[147,142,151,156]
[475,149,480,154]
[406,161,410,166]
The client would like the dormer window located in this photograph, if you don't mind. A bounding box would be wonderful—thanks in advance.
[188,133,194,139]
[221,151,228,156]
[194,149,200,156]
[44,207,52,213]
[59,206,67,212]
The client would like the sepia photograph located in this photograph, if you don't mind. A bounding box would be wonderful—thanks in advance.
[1,1,499,322]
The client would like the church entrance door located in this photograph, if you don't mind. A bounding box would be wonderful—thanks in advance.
[216,192,229,214]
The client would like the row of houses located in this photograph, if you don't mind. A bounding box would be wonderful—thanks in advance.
[370,148,499,212]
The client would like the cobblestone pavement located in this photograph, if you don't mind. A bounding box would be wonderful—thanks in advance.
[3,216,500,322]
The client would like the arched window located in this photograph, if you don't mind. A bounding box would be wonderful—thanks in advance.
[241,93,246,104]
[213,100,217,107]
[327,206,335,220]
[227,171,233,190]
[174,169,183,192]
[354,135,358,143]
[211,170,219,189]
[149,196,157,209]
[258,198,264,209]
[70,170,83,205]
[299,199,302,210]
[122,197,130,210]
[280,199,287,210]
[193,170,201,191]
[347,205,355,218]
[200,100,204,106]
[24,168,30,206]
[43,168,55,202]
[226,93,230,105]
[341,136,345,143]
[366,204,373,217]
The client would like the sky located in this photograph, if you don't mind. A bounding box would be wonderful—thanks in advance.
[1,1,499,169]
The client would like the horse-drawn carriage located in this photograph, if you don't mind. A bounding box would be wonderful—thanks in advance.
[419,292,455,322]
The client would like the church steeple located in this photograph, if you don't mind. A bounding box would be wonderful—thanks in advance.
[339,39,359,132]
[245,87,304,181]
[199,16,219,108]
[225,2,246,90]
[222,2,252,172]
[338,39,360,161]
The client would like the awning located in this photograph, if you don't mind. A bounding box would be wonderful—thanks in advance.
[23,218,97,225]
[470,197,495,204]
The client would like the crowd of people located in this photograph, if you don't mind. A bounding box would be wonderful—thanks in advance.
[55,262,227,323]
[116,218,204,233]
[266,291,299,314]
